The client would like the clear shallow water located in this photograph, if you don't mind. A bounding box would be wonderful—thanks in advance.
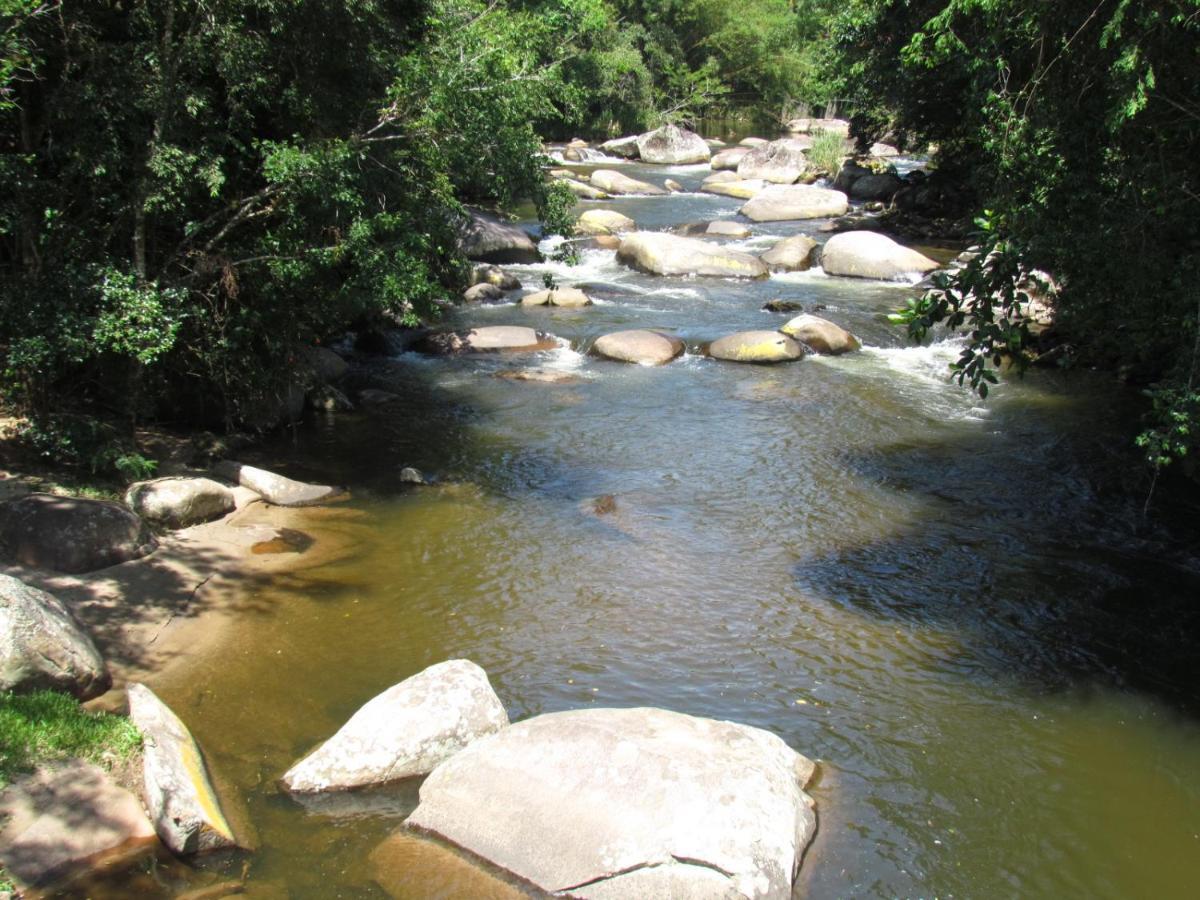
[75,160,1200,898]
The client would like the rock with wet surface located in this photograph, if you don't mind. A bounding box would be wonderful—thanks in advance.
[281,659,509,793]
[520,287,593,308]
[780,314,862,354]
[739,185,849,222]
[125,477,236,529]
[418,326,559,355]
[702,179,766,200]
[736,139,812,184]
[463,282,506,303]
[819,230,938,281]
[576,209,636,236]
[709,331,805,364]
[636,124,711,164]
[706,220,751,238]
[593,330,685,366]
[0,493,157,574]
[0,574,110,699]
[599,135,640,158]
[469,263,521,291]
[214,461,343,507]
[404,706,817,899]
[616,232,768,279]
[760,234,818,272]
[559,178,610,200]
[459,209,541,264]
[589,169,668,196]
[664,179,684,193]
[0,759,158,889]
[710,146,751,170]
[127,683,241,855]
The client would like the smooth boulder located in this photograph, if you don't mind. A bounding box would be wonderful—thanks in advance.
[709,331,804,364]
[0,574,110,700]
[592,330,685,366]
[702,179,766,200]
[589,169,667,196]
[125,477,235,529]
[616,232,768,279]
[0,493,156,574]
[405,707,817,899]
[576,209,636,236]
[736,139,812,184]
[702,170,741,184]
[459,210,540,264]
[739,184,849,222]
[470,263,521,291]
[462,282,506,303]
[128,683,240,855]
[706,220,751,238]
[819,230,938,281]
[760,234,818,272]
[780,314,862,354]
[419,326,558,355]
[520,287,593,308]
[848,172,904,202]
[636,124,710,165]
[559,178,609,200]
[214,461,342,507]
[599,135,640,158]
[281,659,509,793]
[710,146,751,170]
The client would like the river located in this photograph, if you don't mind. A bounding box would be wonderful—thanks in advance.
[83,153,1200,898]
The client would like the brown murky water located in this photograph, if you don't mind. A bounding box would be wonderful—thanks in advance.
[57,157,1200,898]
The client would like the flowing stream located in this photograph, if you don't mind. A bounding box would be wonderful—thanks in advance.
[78,156,1200,898]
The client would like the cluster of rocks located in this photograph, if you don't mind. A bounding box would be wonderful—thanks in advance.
[278,659,820,899]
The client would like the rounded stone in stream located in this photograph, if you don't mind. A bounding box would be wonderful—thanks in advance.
[577,209,636,236]
[462,282,506,303]
[0,493,156,574]
[780,314,862,354]
[459,209,541,264]
[702,179,766,200]
[739,184,849,222]
[819,230,939,281]
[706,220,751,238]
[0,573,110,700]
[214,461,343,507]
[589,169,668,196]
[592,330,685,366]
[760,234,818,272]
[709,331,804,364]
[616,232,768,279]
[635,124,711,165]
[418,326,559,355]
[404,706,817,899]
[710,146,751,170]
[125,476,235,529]
[736,139,812,184]
[281,659,509,793]
[520,287,593,308]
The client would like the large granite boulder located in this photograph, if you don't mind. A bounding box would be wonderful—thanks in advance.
[282,659,508,793]
[736,139,812,184]
[710,146,751,170]
[780,314,862,354]
[0,574,110,700]
[127,683,241,855]
[709,331,804,364]
[636,125,711,165]
[760,234,818,272]
[0,493,156,574]
[589,169,668,196]
[418,326,559,355]
[459,210,541,264]
[592,330,685,366]
[739,185,849,222]
[576,209,636,236]
[599,135,640,158]
[213,461,342,507]
[819,230,939,281]
[125,477,235,529]
[616,232,768,279]
[405,707,817,899]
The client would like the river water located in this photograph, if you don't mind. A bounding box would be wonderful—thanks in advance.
[100,156,1200,898]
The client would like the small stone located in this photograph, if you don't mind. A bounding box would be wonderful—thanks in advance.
[664,179,684,193]
[399,468,426,485]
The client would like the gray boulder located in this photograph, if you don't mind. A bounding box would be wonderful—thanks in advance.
[125,477,235,528]
[460,210,541,264]
[590,169,668,196]
[0,574,110,700]
[870,141,900,157]
[127,683,241,855]
[616,232,768,279]
[760,234,818,272]
[558,178,609,200]
[592,330,685,366]
[0,493,156,574]
[636,125,711,164]
[819,230,939,281]
[405,706,817,899]
[520,287,593,308]
[709,331,805,364]
[599,135,640,159]
[848,172,904,202]
[710,146,751,170]
[740,185,849,222]
[780,314,862,354]
[214,461,343,507]
[463,282,506,303]
[833,159,872,193]
[282,659,508,793]
[736,139,812,184]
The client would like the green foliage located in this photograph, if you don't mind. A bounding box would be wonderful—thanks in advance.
[806,128,847,176]
[0,690,142,788]
[13,414,157,481]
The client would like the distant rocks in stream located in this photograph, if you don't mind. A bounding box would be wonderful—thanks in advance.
[711,146,751,170]
[520,287,593,308]
[469,263,521,291]
[736,138,815,184]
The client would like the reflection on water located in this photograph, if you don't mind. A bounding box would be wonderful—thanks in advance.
[66,158,1200,899]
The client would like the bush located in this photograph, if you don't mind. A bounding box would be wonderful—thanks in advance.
[807,128,848,176]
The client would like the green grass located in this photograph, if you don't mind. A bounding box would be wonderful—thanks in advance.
[808,128,848,177]
[0,690,142,788]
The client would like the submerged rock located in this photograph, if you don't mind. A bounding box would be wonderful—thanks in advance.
[127,683,241,855]
[589,169,668,196]
[125,477,235,529]
[739,184,849,222]
[592,330,685,366]
[819,230,938,281]
[576,209,636,236]
[780,314,862,354]
[709,331,805,364]
[0,493,156,574]
[520,287,593,308]
[417,326,559,355]
[405,706,817,899]
[0,574,110,700]
[636,124,711,164]
[616,232,768,279]
[760,234,818,272]
[459,209,541,265]
[701,178,766,200]
[281,659,508,793]
[214,461,343,507]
